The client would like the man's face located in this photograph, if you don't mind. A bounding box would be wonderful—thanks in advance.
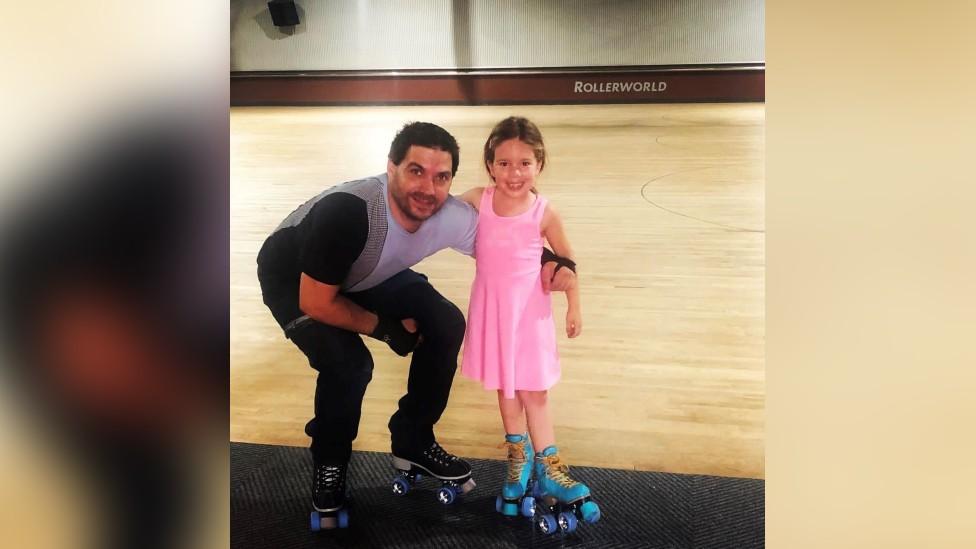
[387,145,454,225]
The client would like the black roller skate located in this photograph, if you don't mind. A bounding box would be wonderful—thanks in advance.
[309,461,350,531]
[390,441,476,504]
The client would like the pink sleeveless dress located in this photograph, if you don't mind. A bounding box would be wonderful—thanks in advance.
[461,186,560,399]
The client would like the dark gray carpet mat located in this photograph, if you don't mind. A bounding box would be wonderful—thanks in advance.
[231,442,763,549]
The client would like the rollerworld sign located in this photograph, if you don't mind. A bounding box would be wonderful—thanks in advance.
[231,69,764,104]
[573,80,667,94]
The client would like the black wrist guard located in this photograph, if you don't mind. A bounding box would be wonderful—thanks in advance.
[541,247,576,274]
[554,257,576,274]
[369,316,420,357]
[542,247,558,265]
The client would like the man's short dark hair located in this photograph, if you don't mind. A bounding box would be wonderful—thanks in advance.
[388,122,460,176]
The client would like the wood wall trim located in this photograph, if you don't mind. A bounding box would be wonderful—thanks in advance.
[230,66,764,106]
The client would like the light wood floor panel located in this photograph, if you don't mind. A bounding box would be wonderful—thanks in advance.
[231,103,765,479]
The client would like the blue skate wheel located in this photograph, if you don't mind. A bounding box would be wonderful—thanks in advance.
[537,514,558,535]
[558,511,578,533]
[337,508,349,529]
[436,486,456,505]
[520,495,536,517]
[580,501,601,523]
[495,495,503,513]
[310,511,321,531]
[392,477,411,496]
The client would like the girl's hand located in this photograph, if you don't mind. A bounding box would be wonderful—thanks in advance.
[566,308,582,338]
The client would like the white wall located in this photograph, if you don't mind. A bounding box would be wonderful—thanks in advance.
[231,0,764,71]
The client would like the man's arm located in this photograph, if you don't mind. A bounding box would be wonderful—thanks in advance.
[299,273,419,356]
[296,193,418,355]
[458,187,484,210]
[448,192,481,257]
[298,273,377,335]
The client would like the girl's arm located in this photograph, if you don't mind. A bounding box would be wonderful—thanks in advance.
[453,187,484,259]
[541,204,582,337]
[458,187,485,211]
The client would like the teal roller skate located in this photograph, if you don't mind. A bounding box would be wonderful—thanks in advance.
[531,445,601,535]
[495,433,536,517]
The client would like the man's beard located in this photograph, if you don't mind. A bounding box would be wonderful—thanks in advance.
[390,177,440,222]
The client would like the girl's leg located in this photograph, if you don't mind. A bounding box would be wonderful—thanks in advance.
[496,391,533,515]
[497,390,527,435]
[517,390,555,450]
[519,390,600,522]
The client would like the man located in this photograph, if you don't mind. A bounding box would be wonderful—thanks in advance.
[256,122,575,523]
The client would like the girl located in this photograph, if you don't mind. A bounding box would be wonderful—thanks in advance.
[460,116,600,530]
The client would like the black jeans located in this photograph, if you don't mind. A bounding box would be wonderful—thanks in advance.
[259,267,465,465]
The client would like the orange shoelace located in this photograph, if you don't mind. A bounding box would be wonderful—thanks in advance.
[540,454,578,488]
[503,440,529,483]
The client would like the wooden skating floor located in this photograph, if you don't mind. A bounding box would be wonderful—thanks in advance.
[230,103,764,479]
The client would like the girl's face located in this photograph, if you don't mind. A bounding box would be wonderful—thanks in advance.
[487,138,541,200]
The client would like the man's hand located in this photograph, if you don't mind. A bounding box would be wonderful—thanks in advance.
[369,316,420,356]
[541,261,576,293]
[402,318,423,346]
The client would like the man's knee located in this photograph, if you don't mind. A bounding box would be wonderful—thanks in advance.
[393,282,465,347]
[424,297,465,347]
[314,353,373,416]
